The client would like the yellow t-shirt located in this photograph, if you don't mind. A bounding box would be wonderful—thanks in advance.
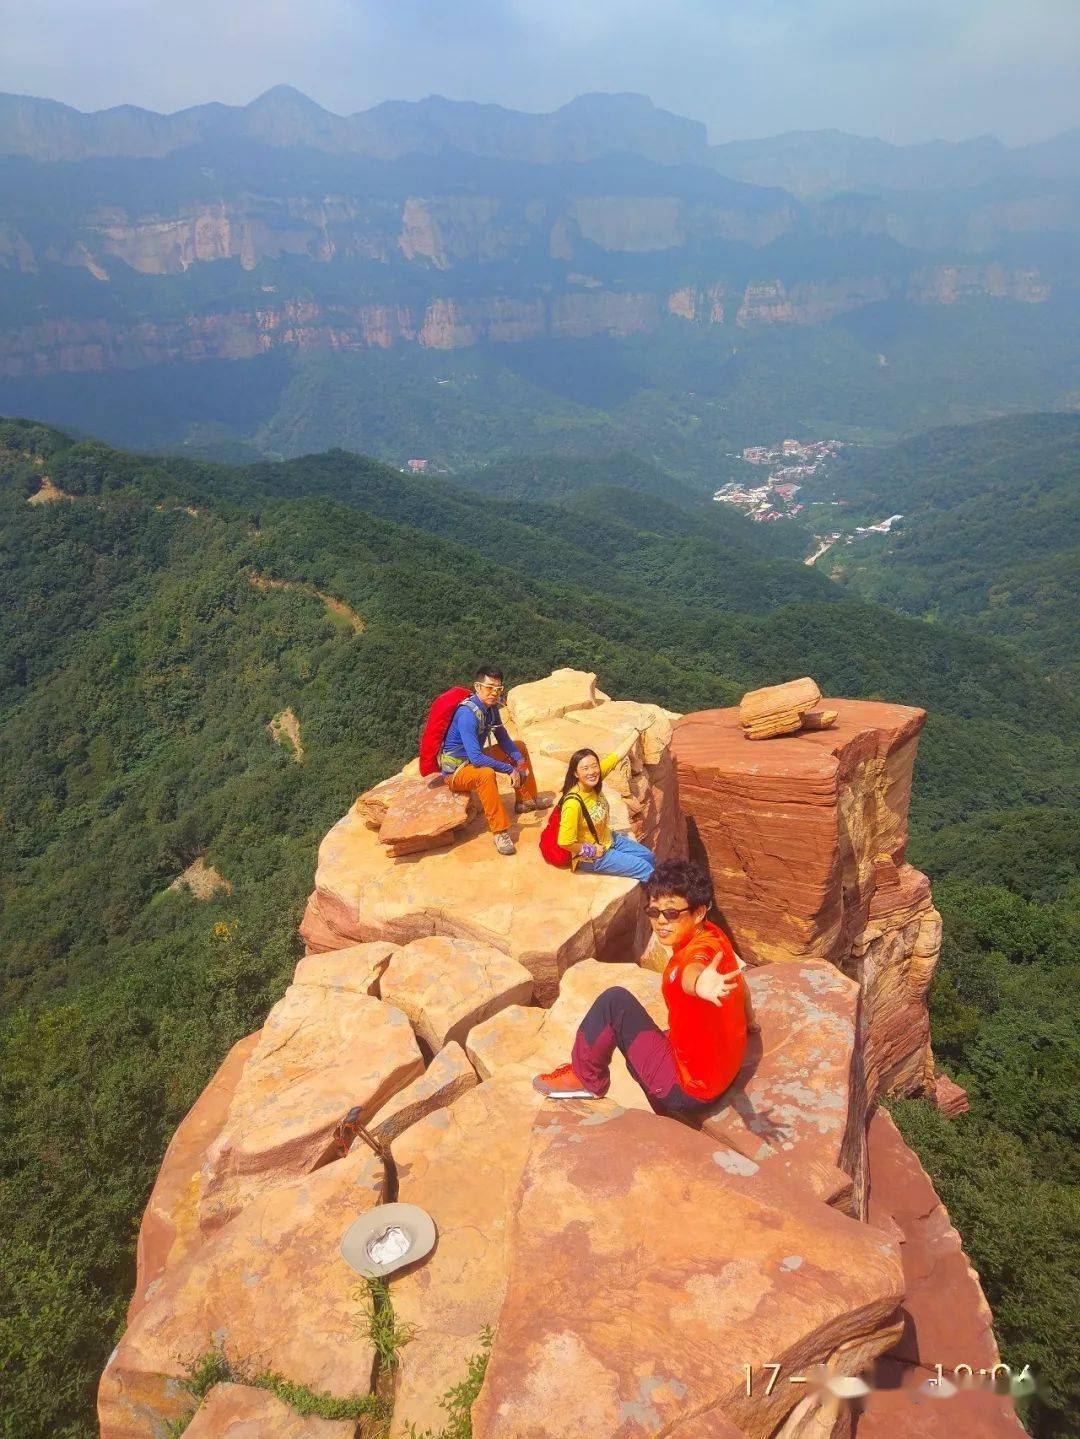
[557,752,620,857]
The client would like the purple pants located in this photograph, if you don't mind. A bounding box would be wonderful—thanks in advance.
[570,985,711,1117]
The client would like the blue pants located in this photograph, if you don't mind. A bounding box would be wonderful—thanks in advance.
[577,833,655,882]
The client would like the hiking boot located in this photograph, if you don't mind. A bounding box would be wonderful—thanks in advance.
[514,793,553,814]
[492,831,517,856]
[533,1063,597,1099]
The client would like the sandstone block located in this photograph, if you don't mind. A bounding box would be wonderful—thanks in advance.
[932,1072,970,1118]
[739,676,821,739]
[98,1150,385,1439]
[387,1074,545,1437]
[371,775,474,856]
[182,1383,357,1438]
[466,1004,547,1080]
[674,698,936,1100]
[129,1033,259,1321]
[504,667,607,729]
[378,935,534,1050]
[701,962,865,1213]
[315,808,645,1005]
[472,1104,904,1439]
[367,1041,478,1144]
[800,709,839,731]
[292,940,396,995]
[298,892,347,955]
[198,985,423,1232]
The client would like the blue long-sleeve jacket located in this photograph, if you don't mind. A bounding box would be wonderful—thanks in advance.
[439,696,523,775]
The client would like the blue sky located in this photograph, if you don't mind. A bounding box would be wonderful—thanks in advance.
[4,0,1079,144]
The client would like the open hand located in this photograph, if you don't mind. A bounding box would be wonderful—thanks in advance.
[694,954,738,1006]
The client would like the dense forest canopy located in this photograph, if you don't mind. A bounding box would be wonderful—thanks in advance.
[810,413,1080,682]
[0,417,1076,1437]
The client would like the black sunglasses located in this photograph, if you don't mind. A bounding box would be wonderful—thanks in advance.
[645,905,691,922]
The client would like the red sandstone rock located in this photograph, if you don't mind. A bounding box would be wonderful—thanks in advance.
[98,1150,385,1439]
[378,935,534,1050]
[197,983,423,1232]
[313,676,684,1003]
[129,1033,259,1321]
[387,1074,545,1437]
[857,1110,1023,1435]
[700,961,864,1214]
[298,892,345,954]
[466,1004,547,1080]
[739,676,822,739]
[182,1382,357,1438]
[371,774,474,856]
[366,1041,478,1144]
[292,940,396,995]
[932,1072,970,1118]
[673,698,938,1098]
[473,1104,904,1439]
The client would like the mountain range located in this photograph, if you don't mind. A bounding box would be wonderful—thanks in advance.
[1,89,1078,464]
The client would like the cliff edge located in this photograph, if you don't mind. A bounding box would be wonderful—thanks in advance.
[98,670,1018,1439]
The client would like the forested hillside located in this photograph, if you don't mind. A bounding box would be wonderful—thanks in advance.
[815,413,1080,681]
[1,419,1076,1437]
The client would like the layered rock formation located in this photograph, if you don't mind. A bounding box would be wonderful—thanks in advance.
[100,670,1011,1439]
[0,264,1051,380]
[304,671,684,1004]
[673,698,940,1098]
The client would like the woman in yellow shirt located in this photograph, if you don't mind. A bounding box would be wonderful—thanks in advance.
[557,727,655,881]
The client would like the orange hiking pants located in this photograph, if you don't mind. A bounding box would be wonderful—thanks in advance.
[446,742,538,834]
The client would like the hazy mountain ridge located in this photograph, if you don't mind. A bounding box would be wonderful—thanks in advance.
[4,87,1079,194]
[1,87,1077,469]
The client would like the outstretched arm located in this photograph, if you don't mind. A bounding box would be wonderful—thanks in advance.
[681,953,739,1003]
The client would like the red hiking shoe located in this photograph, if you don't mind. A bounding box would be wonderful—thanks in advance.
[532,1062,596,1099]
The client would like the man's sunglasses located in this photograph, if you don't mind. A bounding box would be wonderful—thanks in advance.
[645,905,691,922]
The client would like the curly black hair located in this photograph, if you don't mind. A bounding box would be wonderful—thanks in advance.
[645,858,713,912]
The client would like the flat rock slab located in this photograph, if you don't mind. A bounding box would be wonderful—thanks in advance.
[505,668,609,729]
[130,1032,259,1321]
[859,1110,1024,1436]
[467,1004,548,1080]
[701,962,862,1212]
[376,776,475,856]
[198,984,423,1232]
[378,935,534,1050]
[315,808,645,1005]
[473,1104,904,1439]
[292,940,397,995]
[98,1149,385,1439]
[388,1074,546,1438]
[183,1382,357,1438]
[367,1041,478,1145]
[673,698,926,969]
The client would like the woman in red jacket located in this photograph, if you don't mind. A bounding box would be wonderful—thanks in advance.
[533,859,758,1117]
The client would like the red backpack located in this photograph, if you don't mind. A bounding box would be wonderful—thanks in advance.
[418,687,472,776]
[539,794,600,869]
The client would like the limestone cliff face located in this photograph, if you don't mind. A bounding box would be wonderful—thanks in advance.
[99,672,1015,1439]
[0,260,1050,379]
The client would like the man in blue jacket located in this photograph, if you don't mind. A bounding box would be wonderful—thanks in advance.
[439,666,550,854]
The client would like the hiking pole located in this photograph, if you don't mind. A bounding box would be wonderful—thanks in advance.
[332,1106,399,1203]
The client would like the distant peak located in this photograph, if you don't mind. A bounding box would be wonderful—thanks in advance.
[248,84,325,110]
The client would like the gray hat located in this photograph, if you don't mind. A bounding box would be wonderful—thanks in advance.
[340,1203,437,1278]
